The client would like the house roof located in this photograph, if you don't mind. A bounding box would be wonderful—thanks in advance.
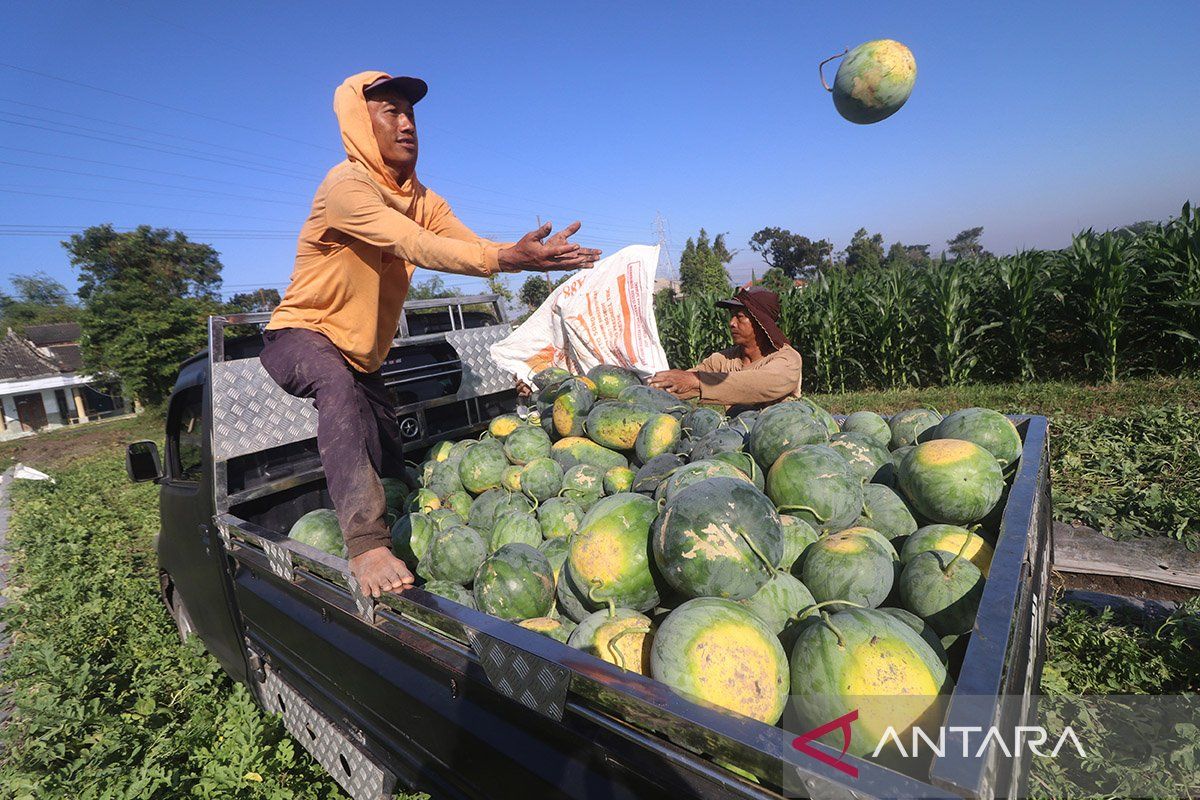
[0,329,62,381]
[23,322,81,347]
[46,343,83,372]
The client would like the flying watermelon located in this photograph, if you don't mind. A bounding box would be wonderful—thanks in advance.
[820,39,917,124]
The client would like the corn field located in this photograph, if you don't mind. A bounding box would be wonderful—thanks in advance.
[654,202,1200,392]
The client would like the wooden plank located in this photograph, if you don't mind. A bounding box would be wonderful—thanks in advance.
[1052,522,1200,590]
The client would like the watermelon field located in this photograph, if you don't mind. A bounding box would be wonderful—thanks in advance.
[0,379,1196,797]
[656,204,1200,394]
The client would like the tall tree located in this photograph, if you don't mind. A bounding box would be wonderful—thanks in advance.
[678,228,732,296]
[518,275,552,310]
[64,225,225,406]
[486,274,513,302]
[946,227,990,260]
[0,271,79,333]
[748,227,833,278]
[407,275,461,299]
[226,288,282,313]
[759,267,793,295]
[885,241,932,269]
[844,228,885,273]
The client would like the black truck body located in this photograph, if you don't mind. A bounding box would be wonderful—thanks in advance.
[138,299,1052,800]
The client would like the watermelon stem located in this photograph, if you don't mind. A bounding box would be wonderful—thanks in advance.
[945,532,974,574]
[818,48,848,92]
[805,599,865,614]
[588,579,617,617]
[777,504,827,523]
[731,526,777,576]
[819,612,846,648]
[605,625,650,671]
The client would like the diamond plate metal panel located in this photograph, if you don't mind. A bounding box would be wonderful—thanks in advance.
[261,667,395,800]
[466,630,569,721]
[345,574,377,624]
[261,538,295,582]
[448,325,515,398]
[211,358,317,462]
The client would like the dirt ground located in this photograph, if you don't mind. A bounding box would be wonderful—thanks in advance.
[0,412,163,473]
[1054,569,1198,604]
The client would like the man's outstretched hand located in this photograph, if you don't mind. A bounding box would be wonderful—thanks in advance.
[498,221,601,272]
[349,546,415,598]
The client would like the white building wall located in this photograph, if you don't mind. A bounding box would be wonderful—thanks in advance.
[41,388,66,428]
[1,394,18,433]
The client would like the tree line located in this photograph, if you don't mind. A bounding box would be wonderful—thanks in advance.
[653,203,1199,391]
[4,205,1193,407]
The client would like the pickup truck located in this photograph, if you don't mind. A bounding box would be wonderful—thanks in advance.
[126,296,1052,800]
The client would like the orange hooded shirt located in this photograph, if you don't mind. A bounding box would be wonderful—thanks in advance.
[267,70,506,373]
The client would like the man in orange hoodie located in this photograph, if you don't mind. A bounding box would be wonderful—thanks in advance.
[262,71,599,597]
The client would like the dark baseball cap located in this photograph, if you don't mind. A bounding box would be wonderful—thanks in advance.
[716,287,790,350]
[363,74,428,104]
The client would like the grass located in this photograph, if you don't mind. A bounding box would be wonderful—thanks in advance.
[810,375,1200,419]
[0,454,424,799]
[1029,595,1200,797]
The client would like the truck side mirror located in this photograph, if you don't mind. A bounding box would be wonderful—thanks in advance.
[126,440,163,483]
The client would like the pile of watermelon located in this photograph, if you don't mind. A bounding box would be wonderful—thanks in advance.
[289,365,1023,769]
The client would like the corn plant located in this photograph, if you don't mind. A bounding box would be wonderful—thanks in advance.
[992,251,1061,382]
[1069,230,1141,383]
[1138,202,1200,371]
[654,292,730,368]
[860,263,922,388]
[924,256,1001,385]
[796,268,864,393]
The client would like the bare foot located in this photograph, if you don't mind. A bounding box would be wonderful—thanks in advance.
[349,546,415,598]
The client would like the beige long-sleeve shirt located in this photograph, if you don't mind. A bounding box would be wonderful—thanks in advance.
[267,161,503,373]
[267,70,507,374]
[688,345,803,408]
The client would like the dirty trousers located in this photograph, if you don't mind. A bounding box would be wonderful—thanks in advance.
[259,327,404,559]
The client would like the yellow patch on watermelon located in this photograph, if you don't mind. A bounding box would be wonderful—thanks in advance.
[519,617,562,634]
[870,40,916,80]
[687,622,783,722]
[915,439,978,466]
[552,399,578,437]
[821,534,868,555]
[679,523,744,561]
[842,637,942,741]
[488,416,521,438]
[578,376,597,392]
[571,527,628,587]
[593,617,652,674]
[931,533,994,577]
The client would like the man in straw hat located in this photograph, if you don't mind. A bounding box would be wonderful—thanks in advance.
[261,71,599,597]
[648,287,802,412]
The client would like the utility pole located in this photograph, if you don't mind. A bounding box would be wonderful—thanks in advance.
[653,211,673,280]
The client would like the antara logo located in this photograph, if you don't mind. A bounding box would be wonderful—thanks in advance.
[790,711,1087,780]
[873,725,1087,760]
[791,710,860,778]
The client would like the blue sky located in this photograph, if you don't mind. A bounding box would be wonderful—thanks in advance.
[2,0,1198,300]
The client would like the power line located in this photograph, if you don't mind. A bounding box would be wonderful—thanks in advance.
[0,161,310,207]
[0,62,330,151]
[0,62,654,230]
[0,115,654,234]
[0,187,298,223]
[0,118,317,181]
[0,145,306,195]
[101,5,647,209]
[0,98,329,171]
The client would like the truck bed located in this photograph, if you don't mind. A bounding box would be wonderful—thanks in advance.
[173,309,1051,800]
